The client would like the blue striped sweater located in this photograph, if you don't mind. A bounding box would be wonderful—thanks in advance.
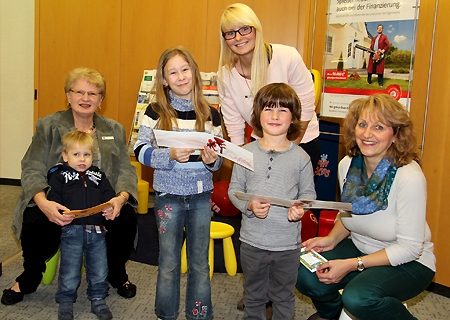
[134,94,223,195]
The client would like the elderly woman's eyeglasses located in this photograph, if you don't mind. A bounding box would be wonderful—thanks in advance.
[70,90,100,98]
[222,26,254,40]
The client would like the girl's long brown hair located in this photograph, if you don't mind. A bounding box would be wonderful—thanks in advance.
[151,46,211,132]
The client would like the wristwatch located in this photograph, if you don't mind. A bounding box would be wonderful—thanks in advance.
[357,257,365,271]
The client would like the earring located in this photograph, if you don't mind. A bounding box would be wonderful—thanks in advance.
[98,105,102,110]
[67,102,71,108]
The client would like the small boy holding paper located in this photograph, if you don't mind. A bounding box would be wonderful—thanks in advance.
[47,130,116,320]
[228,83,316,319]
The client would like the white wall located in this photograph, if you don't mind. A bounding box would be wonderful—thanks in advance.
[0,0,34,180]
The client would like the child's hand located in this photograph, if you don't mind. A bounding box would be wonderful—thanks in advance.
[202,144,219,164]
[102,205,114,220]
[170,148,195,163]
[287,204,305,222]
[248,200,270,219]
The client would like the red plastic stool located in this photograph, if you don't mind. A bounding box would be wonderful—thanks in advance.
[318,210,338,237]
[301,210,318,241]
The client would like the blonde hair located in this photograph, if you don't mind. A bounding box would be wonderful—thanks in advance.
[251,83,301,140]
[150,46,211,132]
[343,94,420,167]
[62,130,94,153]
[64,67,106,97]
[218,3,268,96]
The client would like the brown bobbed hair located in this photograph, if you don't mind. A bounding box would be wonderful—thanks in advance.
[250,83,301,141]
[343,94,421,167]
[64,67,106,97]
[151,46,211,132]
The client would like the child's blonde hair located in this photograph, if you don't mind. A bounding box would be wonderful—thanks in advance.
[62,131,94,153]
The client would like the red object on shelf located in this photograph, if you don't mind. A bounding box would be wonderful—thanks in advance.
[318,210,339,237]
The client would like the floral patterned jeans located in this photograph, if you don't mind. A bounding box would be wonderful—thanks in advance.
[154,191,213,320]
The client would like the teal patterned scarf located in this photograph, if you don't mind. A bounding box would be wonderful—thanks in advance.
[341,152,397,214]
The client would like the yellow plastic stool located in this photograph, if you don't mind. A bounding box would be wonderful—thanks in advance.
[42,249,59,285]
[136,179,150,214]
[181,221,237,280]
[131,161,150,214]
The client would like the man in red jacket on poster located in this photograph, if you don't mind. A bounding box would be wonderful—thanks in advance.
[367,24,390,87]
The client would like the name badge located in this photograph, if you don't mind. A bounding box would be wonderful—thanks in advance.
[102,136,114,140]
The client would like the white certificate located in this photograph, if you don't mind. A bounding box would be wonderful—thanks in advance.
[153,130,254,171]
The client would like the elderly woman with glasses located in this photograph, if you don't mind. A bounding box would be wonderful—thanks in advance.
[217,3,319,168]
[1,67,139,307]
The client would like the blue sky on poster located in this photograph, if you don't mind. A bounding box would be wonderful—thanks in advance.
[367,20,415,51]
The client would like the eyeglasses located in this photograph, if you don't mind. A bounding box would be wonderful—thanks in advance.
[222,26,254,40]
[69,90,100,98]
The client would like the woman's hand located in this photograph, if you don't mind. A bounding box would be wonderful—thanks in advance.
[248,200,270,219]
[315,259,355,284]
[34,192,73,226]
[287,205,305,222]
[107,194,128,220]
[170,148,195,163]
[202,144,219,165]
[302,236,336,254]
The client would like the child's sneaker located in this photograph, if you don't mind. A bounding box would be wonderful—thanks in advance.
[91,299,113,320]
[58,302,74,320]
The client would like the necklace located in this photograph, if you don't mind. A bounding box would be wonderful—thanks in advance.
[76,121,95,134]
[86,122,96,134]
[238,60,253,99]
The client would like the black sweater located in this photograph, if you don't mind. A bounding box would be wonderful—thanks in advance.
[47,163,116,225]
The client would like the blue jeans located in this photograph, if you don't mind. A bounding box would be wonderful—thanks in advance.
[154,191,213,320]
[55,225,109,303]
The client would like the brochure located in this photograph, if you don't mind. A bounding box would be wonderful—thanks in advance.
[153,130,254,171]
[62,202,113,219]
[300,248,328,272]
[233,191,352,211]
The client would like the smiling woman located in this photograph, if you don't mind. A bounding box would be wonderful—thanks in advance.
[217,2,320,170]
[296,94,435,320]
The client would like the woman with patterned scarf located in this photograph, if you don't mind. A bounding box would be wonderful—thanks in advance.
[296,94,435,320]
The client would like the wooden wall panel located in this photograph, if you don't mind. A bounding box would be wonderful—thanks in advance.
[420,0,450,287]
[36,0,122,122]
[410,1,436,145]
[119,0,209,134]
[119,0,208,183]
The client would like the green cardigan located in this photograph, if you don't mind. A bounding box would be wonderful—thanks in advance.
[12,109,138,239]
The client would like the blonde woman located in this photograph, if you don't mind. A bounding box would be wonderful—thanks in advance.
[218,3,319,169]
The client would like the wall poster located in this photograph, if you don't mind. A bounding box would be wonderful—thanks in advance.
[321,0,420,118]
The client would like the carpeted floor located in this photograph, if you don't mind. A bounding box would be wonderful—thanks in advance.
[1,186,449,319]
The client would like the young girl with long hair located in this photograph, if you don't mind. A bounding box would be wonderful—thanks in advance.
[134,46,222,320]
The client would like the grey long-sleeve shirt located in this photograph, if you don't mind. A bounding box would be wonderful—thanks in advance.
[228,141,316,251]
